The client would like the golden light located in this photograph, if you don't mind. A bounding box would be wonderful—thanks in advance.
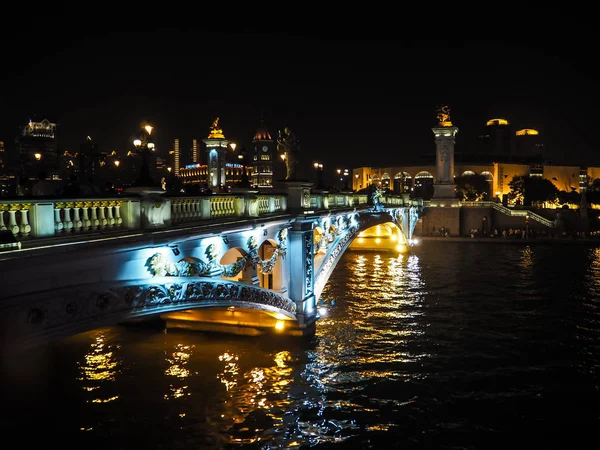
[495,191,501,196]
[486,118,509,126]
[516,128,539,136]
[34,153,42,160]
[337,169,341,175]
[144,125,153,135]
[113,160,120,167]
[375,238,381,244]
[147,142,155,150]
[275,321,284,331]
[167,167,172,172]
[230,143,237,152]
[280,154,286,161]
[133,139,142,147]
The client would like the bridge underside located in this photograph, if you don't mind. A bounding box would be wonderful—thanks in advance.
[1,277,310,355]
[160,305,303,337]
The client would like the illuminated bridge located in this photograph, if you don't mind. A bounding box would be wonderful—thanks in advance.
[0,187,422,356]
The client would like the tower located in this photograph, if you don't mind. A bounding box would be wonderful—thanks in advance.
[251,115,274,189]
[16,118,58,178]
[202,117,230,191]
[173,138,180,176]
[431,105,459,202]
[192,138,199,164]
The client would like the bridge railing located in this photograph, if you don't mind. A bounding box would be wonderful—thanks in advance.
[0,193,292,241]
[459,201,554,227]
[0,191,417,243]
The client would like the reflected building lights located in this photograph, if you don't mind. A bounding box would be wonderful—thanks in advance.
[77,332,121,404]
[164,343,193,400]
[218,352,240,391]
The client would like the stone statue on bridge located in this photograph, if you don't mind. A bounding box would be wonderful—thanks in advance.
[277,126,299,180]
[369,184,384,212]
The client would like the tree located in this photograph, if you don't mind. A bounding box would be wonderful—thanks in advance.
[508,175,558,206]
[454,173,490,201]
[585,178,600,205]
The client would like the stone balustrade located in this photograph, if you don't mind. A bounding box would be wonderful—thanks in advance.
[0,191,418,244]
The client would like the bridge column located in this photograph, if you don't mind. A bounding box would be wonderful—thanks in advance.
[288,218,317,335]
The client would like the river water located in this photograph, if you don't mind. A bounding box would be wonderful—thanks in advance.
[3,241,600,449]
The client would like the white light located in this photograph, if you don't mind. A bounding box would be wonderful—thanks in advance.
[318,307,327,316]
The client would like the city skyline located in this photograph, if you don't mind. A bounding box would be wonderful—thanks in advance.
[2,29,597,179]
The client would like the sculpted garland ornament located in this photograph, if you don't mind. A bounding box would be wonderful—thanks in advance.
[145,228,289,278]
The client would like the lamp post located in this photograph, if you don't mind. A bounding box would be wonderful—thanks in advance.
[342,168,350,191]
[314,162,324,189]
[133,125,156,187]
[237,147,251,188]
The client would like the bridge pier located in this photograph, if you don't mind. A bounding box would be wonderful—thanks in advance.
[288,218,318,336]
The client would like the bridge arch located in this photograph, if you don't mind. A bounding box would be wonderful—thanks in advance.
[312,208,416,301]
[3,277,298,351]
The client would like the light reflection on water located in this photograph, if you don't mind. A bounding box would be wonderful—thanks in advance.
[3,242,600,449]
[77,332,121,404]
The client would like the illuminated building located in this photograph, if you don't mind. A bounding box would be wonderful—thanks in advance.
[192,138,199,164]
[0,140,4,169]
[515,128,545,158]
[173,138,180,176]
[16,118,58,178]
[178,118,247,191]
[477,117,514,157]
[78,135,102,180]
[354,116,600,205]
[251,116,274,189]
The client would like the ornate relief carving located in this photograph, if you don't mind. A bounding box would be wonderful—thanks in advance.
[144,226,290,279]
[109,279,297,314]
[304,232,313,295]
[315,224,359,292]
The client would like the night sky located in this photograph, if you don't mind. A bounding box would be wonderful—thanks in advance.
[2,25,597,180]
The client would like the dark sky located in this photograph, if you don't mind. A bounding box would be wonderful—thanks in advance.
[2,26,598,180]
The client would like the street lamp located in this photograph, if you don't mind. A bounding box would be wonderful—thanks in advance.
[133,125,156,186]
[314,162,324,189]
[237,147,251,188]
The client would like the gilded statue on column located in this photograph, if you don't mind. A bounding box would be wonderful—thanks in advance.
[207,117,225,139]
[436,105,453,127]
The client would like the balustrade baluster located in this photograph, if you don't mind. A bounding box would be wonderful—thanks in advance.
[114,203,123,226]
[72,204,83,231]
[0,207,7,231]
[106,203,115,227]
[8,208,19,235]
[54,204,65,232]
[98,204,107,228]
[63,202,74,231]
[171,200,180,223]
[90,204,100,229]
[185,199,192,219]
[82,204,91,230]
[19,205,32,236]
